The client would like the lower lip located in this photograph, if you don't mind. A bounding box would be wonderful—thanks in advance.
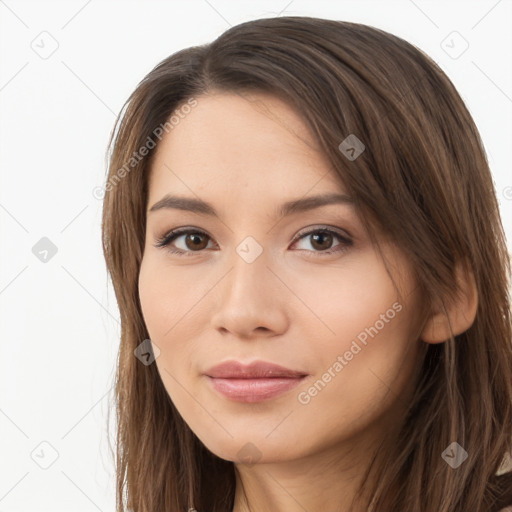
[206,376,306,402]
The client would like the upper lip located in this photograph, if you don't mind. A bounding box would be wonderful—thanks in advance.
[204,360,308,379]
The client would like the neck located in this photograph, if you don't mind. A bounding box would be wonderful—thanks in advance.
[232,433,384,512]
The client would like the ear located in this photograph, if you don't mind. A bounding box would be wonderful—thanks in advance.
[420,260,478,344]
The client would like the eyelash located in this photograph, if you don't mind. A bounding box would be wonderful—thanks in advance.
[153,226,353,258]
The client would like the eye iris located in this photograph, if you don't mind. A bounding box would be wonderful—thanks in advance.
[186,233,208,250]
[311,232,333,250]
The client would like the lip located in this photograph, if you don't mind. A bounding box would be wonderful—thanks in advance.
[204,360,308,403]
[205,360,307,379]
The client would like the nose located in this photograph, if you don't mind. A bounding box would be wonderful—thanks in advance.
[210,246,289,340]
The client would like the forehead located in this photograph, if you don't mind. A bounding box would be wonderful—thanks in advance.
[148,91,346,205]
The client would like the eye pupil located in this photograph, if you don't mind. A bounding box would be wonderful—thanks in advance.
[311,232,333,250]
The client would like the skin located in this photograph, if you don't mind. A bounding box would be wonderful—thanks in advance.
[137,91,476,512]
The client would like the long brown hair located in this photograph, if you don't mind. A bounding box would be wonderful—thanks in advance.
[101,16,512,512]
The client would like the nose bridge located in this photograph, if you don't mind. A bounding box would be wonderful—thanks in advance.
[210,235,288,336]
[226,235,271,302]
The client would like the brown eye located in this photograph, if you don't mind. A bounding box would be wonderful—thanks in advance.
[184,232,209,251]
[309,232,334,251]
[292,227,353,257]
[154,229,214,255]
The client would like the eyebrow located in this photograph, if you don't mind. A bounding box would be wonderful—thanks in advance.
[148,192,354,218]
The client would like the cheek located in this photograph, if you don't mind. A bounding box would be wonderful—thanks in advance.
[138,258,167,339]
[138,255,202,340]
[288,255,406,352]
[293,314,418,451]
[292,262,418,423]
[138,255,206,378]
[138,259,198,415]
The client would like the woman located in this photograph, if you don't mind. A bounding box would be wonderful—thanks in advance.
[102,16,512,512]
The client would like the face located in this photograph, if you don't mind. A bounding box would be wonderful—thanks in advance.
[138,91,425,465]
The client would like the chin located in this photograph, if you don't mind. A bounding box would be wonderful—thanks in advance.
[192,426,304,465]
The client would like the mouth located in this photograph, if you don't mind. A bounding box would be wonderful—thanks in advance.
[206,376,307,402]
[204,360,308,403]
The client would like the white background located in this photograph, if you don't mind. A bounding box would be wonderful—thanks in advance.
[0,1,511,510]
